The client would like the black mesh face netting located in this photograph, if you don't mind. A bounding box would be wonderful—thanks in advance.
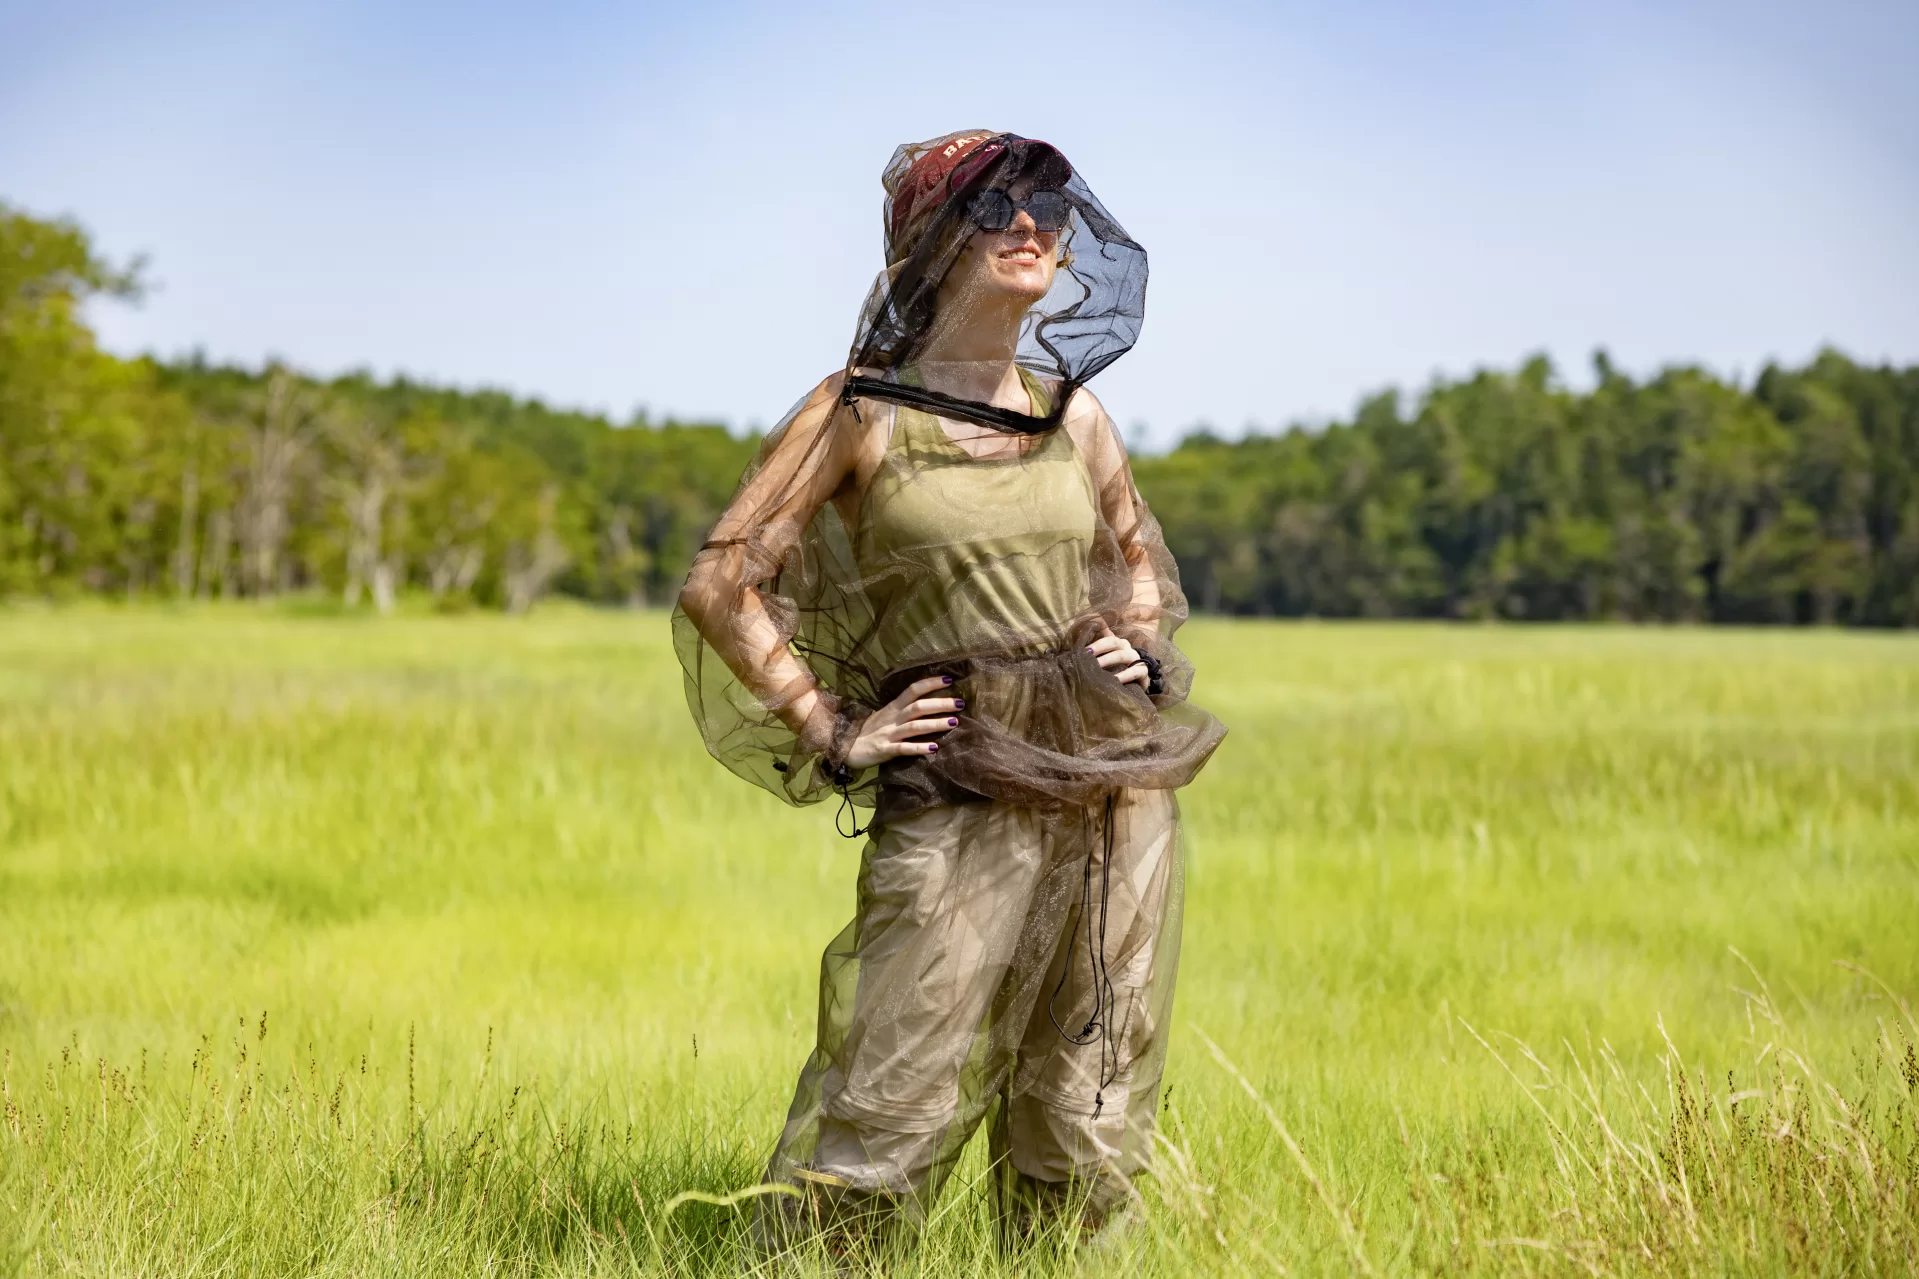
[672,129,1224,1248]
[843,131,1148,434]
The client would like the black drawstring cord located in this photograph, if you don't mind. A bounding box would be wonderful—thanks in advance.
[1047,793,1120,1119]
[830,762,867,839]
[1093,793,1119,1113]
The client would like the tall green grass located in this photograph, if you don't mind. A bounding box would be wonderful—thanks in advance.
[2,606,1914,1275]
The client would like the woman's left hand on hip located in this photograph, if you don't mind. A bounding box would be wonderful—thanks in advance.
[1087,633,1149,686]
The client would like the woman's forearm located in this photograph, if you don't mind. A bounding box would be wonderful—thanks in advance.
[679,558,835,747]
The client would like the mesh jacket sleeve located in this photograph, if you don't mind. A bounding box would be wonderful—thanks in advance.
[673,374,868,802]
[1067,389,1200,704]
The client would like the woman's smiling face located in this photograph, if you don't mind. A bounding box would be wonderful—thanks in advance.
[971,210,1058,302]
[942,179,1062,308]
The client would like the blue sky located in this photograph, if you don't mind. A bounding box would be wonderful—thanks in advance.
[5,0,1916,447]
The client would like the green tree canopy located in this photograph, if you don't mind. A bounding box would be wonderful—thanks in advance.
[3,202,1913,625]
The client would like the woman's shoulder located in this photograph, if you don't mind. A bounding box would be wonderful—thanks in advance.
[772,369,876,435]
[1058,384,1124,459]
[1060,383,1109,423]
[818,366,908,424]
[806,368,852,409]
[759,368,893,472]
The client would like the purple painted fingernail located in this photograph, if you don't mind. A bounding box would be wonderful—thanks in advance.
[1085,646,1095,653]
[954,699,965,709]
[942,676,954,684]
[948,718,958,726]
[928,743,939,752]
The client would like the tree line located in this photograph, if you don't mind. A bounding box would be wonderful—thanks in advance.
[2,203,753,611]
[1134,351,1918,625]
[5,202,1915,624]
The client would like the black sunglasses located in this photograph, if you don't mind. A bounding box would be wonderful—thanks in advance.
[966,188,1072,234]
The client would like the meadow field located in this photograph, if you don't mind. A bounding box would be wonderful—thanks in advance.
[1,606,1914,1277]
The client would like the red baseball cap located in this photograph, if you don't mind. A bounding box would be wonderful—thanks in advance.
[886,132,1072,261]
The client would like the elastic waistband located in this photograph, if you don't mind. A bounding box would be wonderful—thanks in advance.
[876,629,1109,707]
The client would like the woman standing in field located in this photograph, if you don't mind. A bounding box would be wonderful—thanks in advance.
[674,131,1225,1254]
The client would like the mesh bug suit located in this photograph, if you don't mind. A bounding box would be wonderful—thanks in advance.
[673,131,1225,1248]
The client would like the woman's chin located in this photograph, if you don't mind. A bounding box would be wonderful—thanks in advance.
[986,268,1054,303]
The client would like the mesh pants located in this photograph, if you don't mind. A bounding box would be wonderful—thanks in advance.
[762,786,1183,1245]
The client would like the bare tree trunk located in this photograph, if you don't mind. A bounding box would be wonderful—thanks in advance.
[171,464,200,598]
[504,487,569,614]
[328,410,413,614]
[429,544,480,597]
[377,496,409,613]
[425,493,493,603]
[199,507,234,599]
[341,472,387,609]
[451,546,483,596]
[237,369,313,598]
[372,560,398,612]
[601,506,649,607]
[121,497,157,599]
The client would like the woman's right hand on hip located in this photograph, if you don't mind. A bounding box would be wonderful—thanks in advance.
[843,675,962,769]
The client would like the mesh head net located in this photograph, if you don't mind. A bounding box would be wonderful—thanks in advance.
[843,130,1148,434]
[672,129,1224,1245]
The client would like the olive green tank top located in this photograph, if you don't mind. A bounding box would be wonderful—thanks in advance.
[855,371,1098,670]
